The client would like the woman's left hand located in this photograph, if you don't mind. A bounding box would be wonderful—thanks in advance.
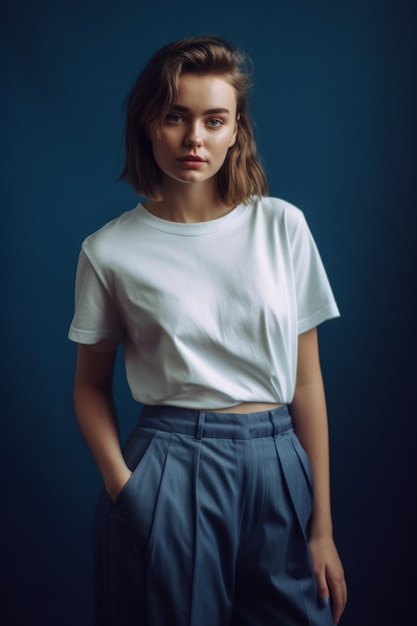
[308,534,348,624]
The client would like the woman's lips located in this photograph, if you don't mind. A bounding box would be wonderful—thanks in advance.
[179,155,205,161]
[178,156,206,167]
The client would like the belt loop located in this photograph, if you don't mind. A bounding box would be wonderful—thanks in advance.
[268,410,278,437]
[195,411,206,441]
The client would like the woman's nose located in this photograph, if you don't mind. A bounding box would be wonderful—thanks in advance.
[184,122,203,147]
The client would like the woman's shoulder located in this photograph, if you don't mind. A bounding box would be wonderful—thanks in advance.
[82,203,143,256]
[254,196,306,228]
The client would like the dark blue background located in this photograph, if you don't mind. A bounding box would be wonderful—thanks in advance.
[1,1,416,624]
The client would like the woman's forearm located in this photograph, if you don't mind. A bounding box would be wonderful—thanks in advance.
[73,344,131,502]
[289,328,333,537]
[74,385,132,501]
[290,378,333,537]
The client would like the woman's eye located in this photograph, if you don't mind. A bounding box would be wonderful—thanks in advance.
[166,114,184,124]
[207,118,223,127]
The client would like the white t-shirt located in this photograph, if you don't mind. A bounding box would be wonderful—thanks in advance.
[68,197,339,408]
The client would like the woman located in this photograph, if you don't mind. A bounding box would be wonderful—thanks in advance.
[69,35,347,626]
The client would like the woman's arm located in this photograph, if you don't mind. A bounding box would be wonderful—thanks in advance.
[73,343,132,503]
[289,327,347,624]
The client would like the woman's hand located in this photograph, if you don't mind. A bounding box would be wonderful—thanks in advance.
[308,533,347,624]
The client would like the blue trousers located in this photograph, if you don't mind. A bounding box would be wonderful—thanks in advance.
[93,405,334,626]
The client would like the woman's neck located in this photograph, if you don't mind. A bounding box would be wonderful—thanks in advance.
[144,180,234,224]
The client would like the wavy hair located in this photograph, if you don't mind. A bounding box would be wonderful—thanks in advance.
[119,35,268,205]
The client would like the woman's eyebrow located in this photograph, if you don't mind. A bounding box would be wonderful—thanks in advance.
[172,104,231,115]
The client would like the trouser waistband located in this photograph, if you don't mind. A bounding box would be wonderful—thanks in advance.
[138,404,292,440]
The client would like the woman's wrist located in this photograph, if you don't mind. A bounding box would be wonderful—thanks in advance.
[308,507,333,539]
[104,465,133,503]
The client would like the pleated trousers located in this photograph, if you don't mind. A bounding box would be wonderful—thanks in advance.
[93,404,334,626]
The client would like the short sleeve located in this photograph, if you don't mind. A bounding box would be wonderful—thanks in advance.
[68,248,124,345]
[289,211,340,334]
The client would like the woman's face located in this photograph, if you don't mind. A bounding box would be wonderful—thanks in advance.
[149,73,238,189]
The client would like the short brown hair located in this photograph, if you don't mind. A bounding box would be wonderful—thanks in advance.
[119,35,269,205]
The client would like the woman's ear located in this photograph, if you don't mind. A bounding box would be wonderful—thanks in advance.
[229,114,240,147]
